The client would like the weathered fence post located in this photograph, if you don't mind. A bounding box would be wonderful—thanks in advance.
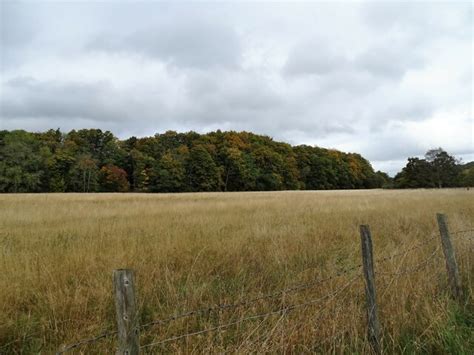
[113,269,140,354]
[359,225,381,354]
[436,213,463,300]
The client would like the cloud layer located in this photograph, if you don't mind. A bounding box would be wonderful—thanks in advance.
[1,1,472,175]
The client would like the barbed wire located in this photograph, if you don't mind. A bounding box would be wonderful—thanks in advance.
[139,232,440,331]
[451,228,474,235]
[52,259,365,353]
[375,246,441,276]
[452,233,474,241]
[139,275,360,349]
[233,277,364,354]
[139,263,362,331]
[54,259,363,353]
[54,229,449,353]
[56,330,116,355]
[371,234,437,268]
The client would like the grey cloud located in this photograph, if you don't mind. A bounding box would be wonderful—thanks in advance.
[285,40,425,83]
[354,45,424,79]
[317,70,381,95]
[283,42,348,77]
[0,1,39,69]
[364,96,435,134]
[363,134,426,162]
[0,2,36,47]
[184,71,281,113]
[87,21,241,69]
[179,69,356,139]
[362,2,472,41]
[2,77,133,122]
[283,38,425,95]
[356,122,473,164]
[362,2,425,30]
[379,101,434,124]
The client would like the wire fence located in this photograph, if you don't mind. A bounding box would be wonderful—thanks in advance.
[141,275,360,349]
[55,262,365,354]
[55,331,116,354]
[451,228,474,235]
[374,245,441,276]
[36,219,473,354]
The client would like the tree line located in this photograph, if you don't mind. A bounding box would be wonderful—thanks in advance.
[1,129,471,193]
[0,129,389,193]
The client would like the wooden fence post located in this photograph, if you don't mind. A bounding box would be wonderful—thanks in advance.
[436,213,463,300]
[359,225,381,354]
[113,269,140,354]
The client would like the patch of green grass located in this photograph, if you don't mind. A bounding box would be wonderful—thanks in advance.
[397,301,473,354]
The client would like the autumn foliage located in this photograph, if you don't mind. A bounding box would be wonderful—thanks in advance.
[0,129,390,193]
[99,164,129,192]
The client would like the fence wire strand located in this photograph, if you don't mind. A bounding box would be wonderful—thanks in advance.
[56,330,116,355]
[139,275,360,349]
[375,246,441,276]
[139,263,363,330]
[54,228,465,353]
[373,234,437,266]
[227,275,364,355]
[55,262,363,354]
[139,232,440,331]
[451,228,474,235]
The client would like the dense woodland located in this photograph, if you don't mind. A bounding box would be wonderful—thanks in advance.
[0,129,471,193]
[0,129,389,193]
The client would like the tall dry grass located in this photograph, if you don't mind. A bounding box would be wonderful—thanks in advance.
[0,189,473,353]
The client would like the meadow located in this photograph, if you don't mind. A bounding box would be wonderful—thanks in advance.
[0,189,473,354]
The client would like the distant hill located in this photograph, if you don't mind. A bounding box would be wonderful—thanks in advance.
[0,129,389,193]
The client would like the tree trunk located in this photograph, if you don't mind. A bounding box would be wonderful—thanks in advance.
[224,167,230,192]
[87,170,91,192]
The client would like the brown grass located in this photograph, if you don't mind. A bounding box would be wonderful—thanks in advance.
[0,189,473,353]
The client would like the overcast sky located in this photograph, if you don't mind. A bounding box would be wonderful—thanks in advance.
[0,1,472,175]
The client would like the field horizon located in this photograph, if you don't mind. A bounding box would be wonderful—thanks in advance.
[1,189,473,353]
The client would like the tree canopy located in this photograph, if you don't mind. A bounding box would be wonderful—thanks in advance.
[2,130,470,193]
[0,129,387,193]
[394,148,469,188]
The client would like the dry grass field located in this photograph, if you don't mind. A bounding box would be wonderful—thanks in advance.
[0,189,473,354]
